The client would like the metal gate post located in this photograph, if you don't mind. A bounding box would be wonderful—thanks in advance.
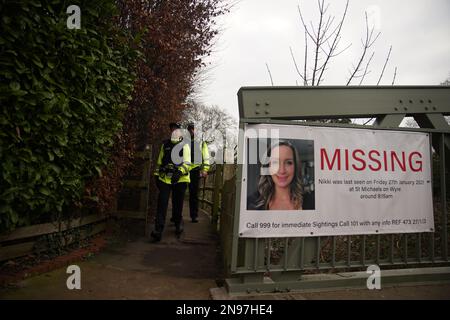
[439,134,448,261]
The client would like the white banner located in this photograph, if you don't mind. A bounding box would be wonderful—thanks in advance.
[239,124,434,237]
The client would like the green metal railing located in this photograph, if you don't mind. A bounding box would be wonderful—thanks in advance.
[199,163,237,229]
[229,129,448,274]
[201,86,450,294]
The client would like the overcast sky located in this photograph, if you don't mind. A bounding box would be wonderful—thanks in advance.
[199,0,450,120]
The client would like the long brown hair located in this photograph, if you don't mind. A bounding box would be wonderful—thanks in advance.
[255,140,303,210]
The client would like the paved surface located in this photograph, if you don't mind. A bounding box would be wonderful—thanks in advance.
[300,284,450,299]
[212,284,450,300]
[0,204,222,300]
[1,201,449,300]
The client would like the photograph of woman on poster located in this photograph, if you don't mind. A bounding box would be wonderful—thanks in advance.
[247,139,315,210]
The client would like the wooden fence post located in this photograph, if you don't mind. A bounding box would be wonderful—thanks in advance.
[201,174,207,210]
[212,164,223,227]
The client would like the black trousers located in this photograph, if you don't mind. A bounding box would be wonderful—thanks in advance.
[189,168,200,220]
[155,181,187,232]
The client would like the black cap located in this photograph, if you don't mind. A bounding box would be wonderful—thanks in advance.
[169,122,180,129]
[187,122,195,130]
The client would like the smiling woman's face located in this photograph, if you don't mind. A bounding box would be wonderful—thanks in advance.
[269,145,295,188]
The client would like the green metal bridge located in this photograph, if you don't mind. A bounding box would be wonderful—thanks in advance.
[201,86,450,295]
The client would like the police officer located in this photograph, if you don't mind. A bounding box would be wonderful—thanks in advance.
[186,123,210,223]
[151,123,191,242]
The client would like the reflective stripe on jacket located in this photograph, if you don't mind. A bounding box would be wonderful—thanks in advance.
[154,141,191,184]
[190,140,210,173]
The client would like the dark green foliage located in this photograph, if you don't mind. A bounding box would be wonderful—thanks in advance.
[0,0,136,231]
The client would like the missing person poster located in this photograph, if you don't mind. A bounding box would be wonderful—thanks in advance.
[239,124,434,238]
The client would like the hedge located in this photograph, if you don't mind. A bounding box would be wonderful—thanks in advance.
[0,0,136,231]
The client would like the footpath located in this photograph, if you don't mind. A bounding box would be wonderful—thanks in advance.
[0,201,449,300]
[0,202,221,300]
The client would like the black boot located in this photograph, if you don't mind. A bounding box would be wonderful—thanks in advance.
[175,222,184,238]
[150,230,162,243]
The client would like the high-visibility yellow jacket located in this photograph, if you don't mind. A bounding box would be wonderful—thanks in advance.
[154,140,191,184]
[190,140,210,173]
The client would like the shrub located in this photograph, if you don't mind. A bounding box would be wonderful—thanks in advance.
[0,0,136,231]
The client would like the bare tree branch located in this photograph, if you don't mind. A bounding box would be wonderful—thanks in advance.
[392,66,398,85]
[320,37,351,60]
[298,4,316,43]
[317,0,324,12]
[377,45,392,85]
[311,0,325,85]
[290,47,308,85]
[346,11,381,85]
[359,51,375,85]
[322,15,334,38]
[304,30,308,85]
[183,102,238,149]
[363,118,374,125]
[316,0,349,85]
[368,28,381,47]
[330,42,352,57]
[287,0,398,125]
[309,21,318,43]
[292,0,395,94]
[265,62,274,86]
